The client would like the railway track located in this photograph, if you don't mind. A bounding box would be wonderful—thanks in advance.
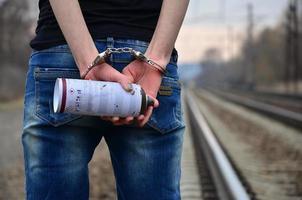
[187,88,302,200]
[247,90,302,101]
[206,88,302,129]
[223,89,302,113]
[182,90,251,200]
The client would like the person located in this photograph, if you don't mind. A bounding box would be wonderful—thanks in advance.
[22,0,190,199]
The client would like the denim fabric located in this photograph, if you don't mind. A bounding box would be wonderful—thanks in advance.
[22,37,185,200]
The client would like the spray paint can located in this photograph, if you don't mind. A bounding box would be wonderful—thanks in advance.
[53,78,154,117]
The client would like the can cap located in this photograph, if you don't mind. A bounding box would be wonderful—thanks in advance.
[53,78,65,113]
[146,96,155,107]
[139,88,155,114]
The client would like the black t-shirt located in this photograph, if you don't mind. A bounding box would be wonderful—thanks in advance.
[30,0,163,50]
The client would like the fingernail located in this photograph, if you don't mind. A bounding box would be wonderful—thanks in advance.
[126,83,134,93]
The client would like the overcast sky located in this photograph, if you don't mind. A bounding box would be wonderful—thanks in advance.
[176,0,289,63]
[185,0,288,27]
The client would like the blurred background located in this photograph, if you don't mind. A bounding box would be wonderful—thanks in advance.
[177,0,301,93]
[0,0,301,199]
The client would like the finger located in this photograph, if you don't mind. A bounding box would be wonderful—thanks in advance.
[138,106,153,127]
[137,114,144,121]
[120,80,133,92]
[148,96,159,108]
[113,117,133,125]
[93,64,133,92]
[112,117,120,122]
[111,117,126,126]
[113,73,133,92]
[101,117,119,124]
[102,116,133,125]
[125,116,134,124]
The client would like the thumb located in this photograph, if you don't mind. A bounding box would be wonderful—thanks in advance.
[115,74,133,92]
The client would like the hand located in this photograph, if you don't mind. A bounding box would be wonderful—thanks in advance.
[83,63,132,92]
[82,63,139,125]
[124,60,163,126]
[105,59,163,127]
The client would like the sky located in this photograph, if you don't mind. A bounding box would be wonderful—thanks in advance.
[185,0,288,27]
[176,0,289,63]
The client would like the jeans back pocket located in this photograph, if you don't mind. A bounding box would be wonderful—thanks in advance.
[147,76,185,134]
[34,67,81,126]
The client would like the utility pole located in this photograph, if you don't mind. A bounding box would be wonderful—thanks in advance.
[285,0,300,93]
[245,3,255,90]
[292,0,299,93]
[285,2,293,93]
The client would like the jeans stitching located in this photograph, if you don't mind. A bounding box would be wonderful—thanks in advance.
[34,66,82,126]
[147,77,183,134]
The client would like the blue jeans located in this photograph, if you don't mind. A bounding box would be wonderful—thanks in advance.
[22,37,185,200]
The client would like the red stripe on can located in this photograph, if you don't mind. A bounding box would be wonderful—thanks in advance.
[60,78,67,113]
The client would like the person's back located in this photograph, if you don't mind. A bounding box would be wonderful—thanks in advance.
[22,0,190,199]
[31,0,162,50]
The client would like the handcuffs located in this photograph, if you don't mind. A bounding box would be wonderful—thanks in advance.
[80,47,167,79]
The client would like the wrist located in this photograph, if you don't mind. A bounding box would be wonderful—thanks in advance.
[80,50,110,79]
[75,47,99,75]
[145,63,164,78]
[144,51,170,70]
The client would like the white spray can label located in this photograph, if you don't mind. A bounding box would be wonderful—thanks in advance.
[53,78,152,117]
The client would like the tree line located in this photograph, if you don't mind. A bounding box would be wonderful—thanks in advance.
[0,0,32,101]
[199,1,302,93]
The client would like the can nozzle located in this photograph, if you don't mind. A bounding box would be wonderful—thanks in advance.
[147,96,155,107]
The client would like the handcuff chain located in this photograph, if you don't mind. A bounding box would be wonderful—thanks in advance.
[105,48,148,60]
[81,47,166,79]
[106,47,166,74]
[106,47,134,55]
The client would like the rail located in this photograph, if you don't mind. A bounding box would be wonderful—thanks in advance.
[185,90,250,200]
[209,89,302,129]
